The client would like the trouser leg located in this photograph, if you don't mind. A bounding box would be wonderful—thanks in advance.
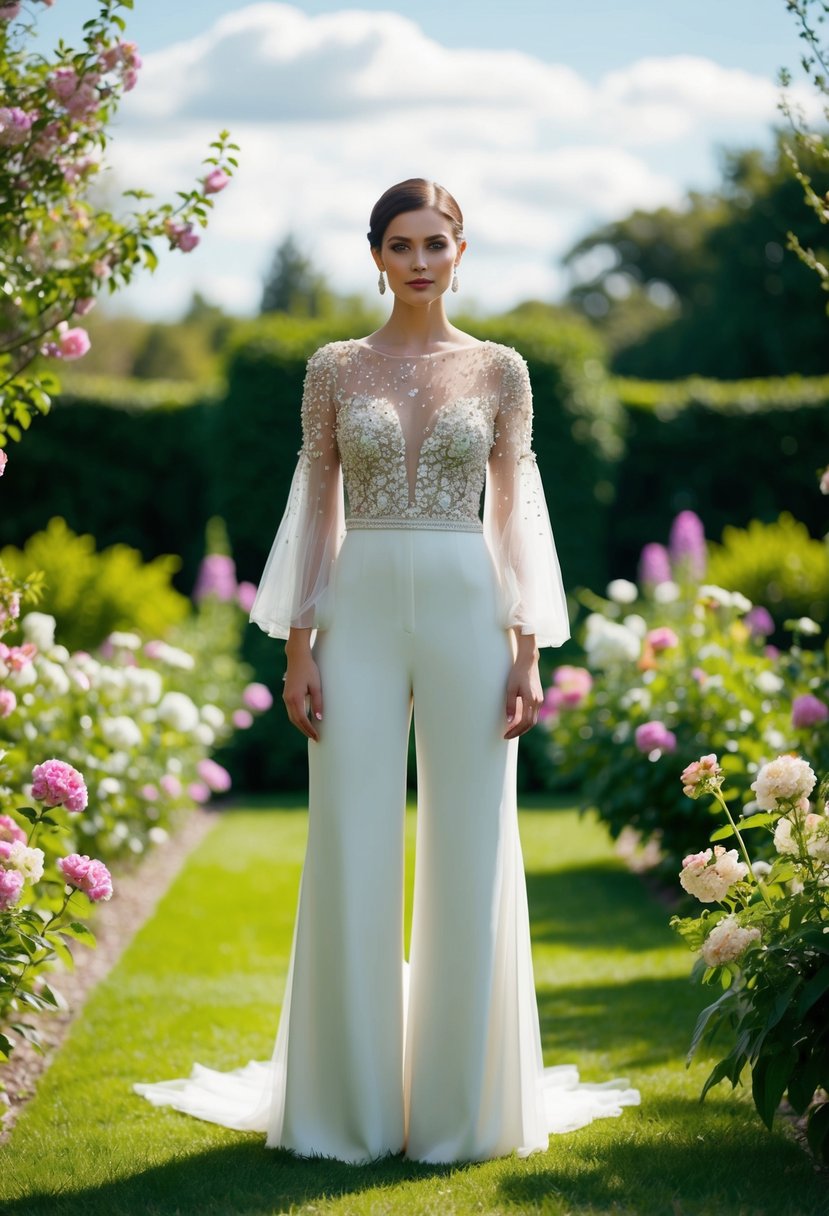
[279,532,412,1162]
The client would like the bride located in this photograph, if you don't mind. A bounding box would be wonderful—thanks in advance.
[133,177,641,1163]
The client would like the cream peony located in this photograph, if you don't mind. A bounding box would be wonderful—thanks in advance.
[701,915,761,966]
[751,754,817,810]
[679,845,748,902]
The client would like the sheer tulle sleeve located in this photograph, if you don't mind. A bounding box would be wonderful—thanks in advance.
[483,347,571,649]
[249,344,345,639]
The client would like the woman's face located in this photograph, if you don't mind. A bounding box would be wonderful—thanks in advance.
[373,206,466,302]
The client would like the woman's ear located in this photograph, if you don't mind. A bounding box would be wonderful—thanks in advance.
[370,247,385,273]
[454,237,468,267]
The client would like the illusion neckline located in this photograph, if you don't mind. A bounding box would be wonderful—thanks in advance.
[350,338,491,359]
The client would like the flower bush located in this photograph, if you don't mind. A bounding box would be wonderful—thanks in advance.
[670,752,829,1164]
[540,509,829,881]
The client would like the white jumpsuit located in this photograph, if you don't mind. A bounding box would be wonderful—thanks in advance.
[133,338,640,1163]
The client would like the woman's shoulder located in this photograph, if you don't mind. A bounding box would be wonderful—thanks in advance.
[306,338,354,371]
[482,340,529,371]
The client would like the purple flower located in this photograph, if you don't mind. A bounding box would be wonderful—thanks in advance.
[668,510,707,580]
[193,554,237,603]
[638,543,672,586]
[792,694,829,730]
[745,606,774,638]
[634,720,677,755]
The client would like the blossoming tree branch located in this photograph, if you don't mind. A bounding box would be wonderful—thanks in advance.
[0,0,239,447]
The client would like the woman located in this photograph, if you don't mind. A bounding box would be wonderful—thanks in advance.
[133,178,640,1163]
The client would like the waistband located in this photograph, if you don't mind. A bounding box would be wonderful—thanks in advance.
[345,515,483,533]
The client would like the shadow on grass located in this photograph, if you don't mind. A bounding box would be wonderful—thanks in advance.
[498,1094,826,1215]
[536,973,711,1069]
[526,864,677,954]
[6,1140,475,1216]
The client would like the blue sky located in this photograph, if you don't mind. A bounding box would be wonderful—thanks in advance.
[24,1,818,318]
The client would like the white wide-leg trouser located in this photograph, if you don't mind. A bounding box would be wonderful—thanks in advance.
[132,527,640,1162]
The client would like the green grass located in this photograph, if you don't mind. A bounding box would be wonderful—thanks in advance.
[1,799,826,1216]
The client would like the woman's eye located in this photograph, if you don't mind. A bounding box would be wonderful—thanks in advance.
[430,241,446,249]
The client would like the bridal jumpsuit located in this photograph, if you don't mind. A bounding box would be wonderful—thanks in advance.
[133,338,640,1163]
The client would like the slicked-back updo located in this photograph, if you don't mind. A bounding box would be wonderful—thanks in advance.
[367,178,464,250]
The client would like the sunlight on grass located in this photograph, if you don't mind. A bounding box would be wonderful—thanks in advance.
[1,800,824,1216]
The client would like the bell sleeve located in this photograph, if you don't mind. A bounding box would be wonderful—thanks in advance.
[249,345,345,640]
[483,347,571,649]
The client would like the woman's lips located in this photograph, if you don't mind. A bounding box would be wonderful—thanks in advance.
[407,279,433,287]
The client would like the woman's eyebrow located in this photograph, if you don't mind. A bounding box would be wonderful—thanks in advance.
[386,234,447,242]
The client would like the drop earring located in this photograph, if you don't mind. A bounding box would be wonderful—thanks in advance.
[378,269,386,295]
[451,268,459,293]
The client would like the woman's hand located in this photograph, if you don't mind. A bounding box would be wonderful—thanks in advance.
[504,632,543,740]
[283,629,323,742]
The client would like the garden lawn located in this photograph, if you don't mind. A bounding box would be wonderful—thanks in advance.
[1,798,825,1216]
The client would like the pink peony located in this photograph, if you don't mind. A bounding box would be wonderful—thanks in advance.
[232,708,254,730]
[0,450,6,476]
[159,773,182,798]
[538,686,565,722]
[57,321,91,359]
[0,688,17,718]
[634,720,677,755]
[196,758,232,793]
[203,168,229,194]
[0,814,27,845]
[792,694,829,730]
[0,642,36,670]
[188,781,210,804]
[552,665,593,706]
[31,759,88,813]
[242,682,273,712]
[237,581,258,613]
[57,853,113,901]
[646,626,679,652]
[680,753,723,798]
[0,867,24,910]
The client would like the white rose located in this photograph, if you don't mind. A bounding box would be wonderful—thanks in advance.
[752,755,817,810]
[37,658,70,695]
[8,842,45,883]
[584,618,641,667]
[756,670,784,694]
[107,631,142,650]
[21,611,56,650]
[123,667,163,707]
[653,581,680,604]
[701,915,761,966]
[101,715,143,750]
[193,723,215,746]
[622,613,648,638]
[157,691,199,732]
[200,704,225,730]
[97,777,123,798]
[606,579,638,604]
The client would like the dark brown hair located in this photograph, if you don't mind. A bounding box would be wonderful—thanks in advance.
[367,178,464,250]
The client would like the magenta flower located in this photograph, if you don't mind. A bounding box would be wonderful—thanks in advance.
[203,168,229,194]
[668,510,707,580]
[193,553,237,603]
[31,759,88,814]
[196,758,232,793]
[0,688,17,718]
[242,682,273,712]
[57,854,113,901]
[634,721,677,755]
[552,665,593,706]
[0,814,27,845]
[744,605,774,638]
[638,542,672,587]
[646,626,679,652]
[0,867,24,910]
[792,694,829,730]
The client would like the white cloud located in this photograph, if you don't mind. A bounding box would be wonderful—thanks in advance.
[100,2,804,318]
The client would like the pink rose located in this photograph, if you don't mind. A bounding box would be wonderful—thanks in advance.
[0,688,17,718]
[0,814,27,845]
[0,642,36,670]
[0,450,6,476]
[552,664,592,707]
[57,321,91,359]
[646,626,679,652]
[196,758,232,794]
[538,686,564,722]
[57,853,113,901]
[163,218,200,253]
[242,682,273,712]
[203,168,229,194]
[680,753,723,799]
[31,759,88,813]
[0,868,24,910]
[73,297,96,316]
[634,720,677,755]
[232,708,253,730]
[188,781,210,804]
[792,694,829,730]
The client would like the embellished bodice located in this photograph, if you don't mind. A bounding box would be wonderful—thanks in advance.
[302,338,528,531]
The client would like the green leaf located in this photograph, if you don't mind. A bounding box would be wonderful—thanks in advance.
[788,1052,823,1114]
[9,1022,44,1050]
[687,985,738,1063]
[15,806,38,825]
[0,1033,12,1061]
[752,1047,797,1129]
[60,921,96,949]
[797,968,829,1018]
[806,1101,829,1163]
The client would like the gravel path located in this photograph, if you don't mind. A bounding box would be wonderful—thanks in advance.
[0,804,221,1144]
